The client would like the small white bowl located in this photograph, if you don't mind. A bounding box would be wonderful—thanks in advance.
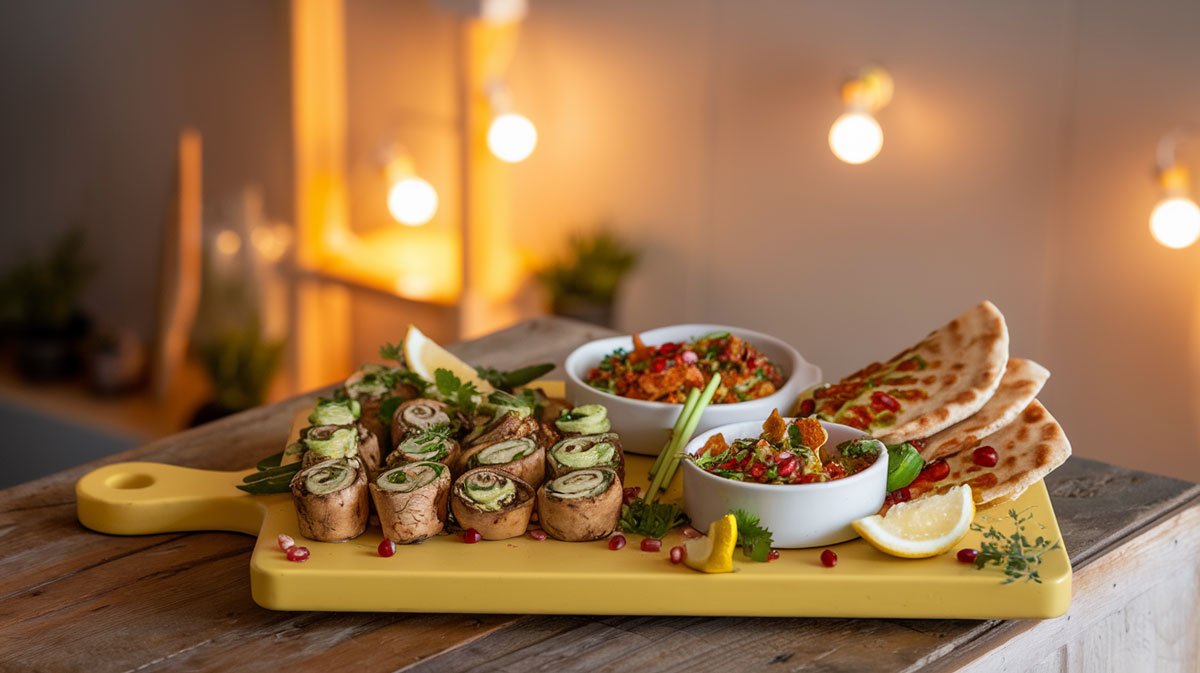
[680,419,887,548]
[564,324,821,456]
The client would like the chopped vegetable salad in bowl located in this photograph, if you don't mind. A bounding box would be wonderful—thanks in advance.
[564,325,822,455]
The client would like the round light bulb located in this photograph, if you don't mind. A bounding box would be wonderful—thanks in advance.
[1150,196,1200,249]
[387,177,438,226]
[829,111,884,165]
[487,113,538,163]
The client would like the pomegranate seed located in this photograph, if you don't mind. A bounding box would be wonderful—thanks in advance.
[669,546,686,564]
[973,446,999,468]
[798,398,816,417]
[681,350,698,364]
[681,526,702,539]
[277,534,295,552]
[529,529,548,541]
[463,528,482,543]
[745,357,757,370]
[768,549,781,561]
[870,391,901,412]
[622,486,641,504]
[820,549,838,568]
[377,539,396,557]
[957,548,979,564]
[799,474,823,484]
[777,457,798,477]
[918,460,950,483]
[749,462,766,480]
[641,538,662,552]
[650,358,667,373]
[659,342,680,355]
[774,451,793,463]
[286,546,310,562]
[608,535,627,551]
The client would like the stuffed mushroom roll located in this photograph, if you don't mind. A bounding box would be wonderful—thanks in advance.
[450,467,535,540]
[290,458,369,542]
[465,437,545,487]
[536,468,622,542]
[386,425,462,474]
[554,404,612,436]
[465,411,540,449]
[391,398,451,445]
[370,461,451,544]
[344,364,421,448]
[300,424,360,467]
[546,433,625,482]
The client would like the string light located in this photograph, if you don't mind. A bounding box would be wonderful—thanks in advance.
[381,146,438,226]
[486,82,537,163]
[829,66,892,165]
[1150,132,1200,249]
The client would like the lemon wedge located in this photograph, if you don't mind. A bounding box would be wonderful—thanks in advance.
[403,325,494,393]
[683,514,738,573]
[852,485,975,558]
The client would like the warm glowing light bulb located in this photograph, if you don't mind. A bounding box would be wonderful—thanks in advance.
[829,112,884,165]
[487,113,538,163]
[1150,196,1200,249]
[387,177,438,226]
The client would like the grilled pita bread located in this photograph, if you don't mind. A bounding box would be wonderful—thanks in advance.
[810,301,1010,444]
[910,400,1071,505]
[919,358,1050,461]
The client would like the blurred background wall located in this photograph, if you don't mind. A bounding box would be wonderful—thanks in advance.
[1,0,1198,482]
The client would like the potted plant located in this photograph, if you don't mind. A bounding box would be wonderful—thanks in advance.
[190,320,284,426]
[536,230,638,328]
[0,227,97,381]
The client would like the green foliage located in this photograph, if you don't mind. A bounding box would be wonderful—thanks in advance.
[536,230,637,304]
[0,226,97,332]
[474,363,556,390]
[197,320,284,411]
[619,500,688,540]
[970,508,1061,584]
[434,368,479,415]
[731,509,774,562]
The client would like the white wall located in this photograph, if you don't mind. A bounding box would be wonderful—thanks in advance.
[502,0,1200,481]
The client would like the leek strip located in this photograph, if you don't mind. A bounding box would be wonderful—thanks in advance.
[649,374,721,499]
[649,387,701,479]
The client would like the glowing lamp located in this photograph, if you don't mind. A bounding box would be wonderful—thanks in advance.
[387,176,439,227]
[830,66,892,165]
[488,112,538,163]
[1150,196,1200,249]
[829,112,884,165]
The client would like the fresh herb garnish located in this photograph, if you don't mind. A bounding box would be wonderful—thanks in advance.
[434,368,480,414]
[731,509,774,562]
[970,508,1061,584]
[619,500,688,539]
[394,370,432,394]
[237,462,301,494]
[378,342,404,364]
[474,363,556,390]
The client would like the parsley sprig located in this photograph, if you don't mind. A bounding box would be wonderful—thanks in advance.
[970,508,1061,584]
[619,500,688,540]
[434,368,480,415]
[731,509,774,562]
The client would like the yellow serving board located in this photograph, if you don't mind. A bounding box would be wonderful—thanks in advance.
[76,382,1071,618]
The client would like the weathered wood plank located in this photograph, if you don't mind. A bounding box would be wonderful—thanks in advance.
[0,316,608,673]
[1,316,1197,673]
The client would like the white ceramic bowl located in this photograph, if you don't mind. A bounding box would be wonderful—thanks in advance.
[680,419,887,548]
[564,324,822,456]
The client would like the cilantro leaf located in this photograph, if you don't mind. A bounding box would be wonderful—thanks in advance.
[434,368,479,414]
[731,508,774,562]
[619,500,689,539]
[379,342,404,364]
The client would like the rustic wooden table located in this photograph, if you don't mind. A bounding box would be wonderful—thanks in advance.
[2,317,1197,673]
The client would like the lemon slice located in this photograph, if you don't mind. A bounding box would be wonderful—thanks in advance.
[683,514,738,573]
[403,325,494,393]
[852,484,975,558]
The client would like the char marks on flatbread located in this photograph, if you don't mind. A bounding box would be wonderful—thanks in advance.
[911,400,1071,505]
[919,358,1050,461]
[813,301,1010,444]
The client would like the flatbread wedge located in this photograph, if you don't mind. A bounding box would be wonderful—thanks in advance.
[807,301,1010,444]
[910,400,1071,505]
[918,358,1050,461]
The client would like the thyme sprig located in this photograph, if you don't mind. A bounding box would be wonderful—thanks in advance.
[970,507,1061,584]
